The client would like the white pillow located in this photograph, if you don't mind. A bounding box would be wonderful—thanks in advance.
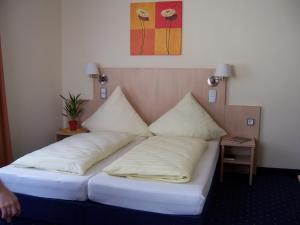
[149,93,226,140]
[82,86,151,136]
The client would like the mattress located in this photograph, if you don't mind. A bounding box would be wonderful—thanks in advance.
[88,139,220,215]
[0,137,145,201]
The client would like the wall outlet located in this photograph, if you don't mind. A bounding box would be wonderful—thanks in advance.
[247,118,255,126]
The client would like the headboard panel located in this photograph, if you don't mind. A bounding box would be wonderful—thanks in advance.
[225,105,261,139]
[82,68,226,126]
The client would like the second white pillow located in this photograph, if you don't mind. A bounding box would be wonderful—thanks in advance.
[149,92,226,140]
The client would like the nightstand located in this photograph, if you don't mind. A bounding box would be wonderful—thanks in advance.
[56,127,89,141]
[220,136,256,185]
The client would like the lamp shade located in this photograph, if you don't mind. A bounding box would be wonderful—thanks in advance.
[84,63,99,75]
[214,64,232,78]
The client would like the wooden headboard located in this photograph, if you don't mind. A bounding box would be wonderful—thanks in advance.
[82,68,225,126]
[81,68,261,139]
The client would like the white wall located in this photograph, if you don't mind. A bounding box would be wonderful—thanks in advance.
[0,0,299,169]
[62,0,300,169]
[0,0,62,158]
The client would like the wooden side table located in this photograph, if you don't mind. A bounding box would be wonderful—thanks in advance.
[220,136,256,185]
[56,128,89,141]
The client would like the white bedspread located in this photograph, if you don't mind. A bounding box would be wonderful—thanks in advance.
[0,137,145,201]
[103,136,208,183]
[13,131,134,175]
[88,139,220,215]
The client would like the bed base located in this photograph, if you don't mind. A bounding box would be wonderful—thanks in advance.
[1,163,218,225]
[1,194,204,225]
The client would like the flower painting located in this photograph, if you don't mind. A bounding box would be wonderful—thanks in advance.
[130,1,182,55]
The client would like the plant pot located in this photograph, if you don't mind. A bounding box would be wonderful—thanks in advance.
[68,120,78,131]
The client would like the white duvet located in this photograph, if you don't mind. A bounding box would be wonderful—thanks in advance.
[13,131,134,175]
[103,136,208,183]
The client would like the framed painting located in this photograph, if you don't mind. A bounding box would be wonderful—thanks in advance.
[130,1,182,55]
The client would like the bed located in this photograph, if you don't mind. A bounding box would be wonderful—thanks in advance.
[6,138,220,225]
[0,68,261,225]
[9,138,219,225]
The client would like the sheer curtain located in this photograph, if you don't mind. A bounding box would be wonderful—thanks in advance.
[0,41,13,166]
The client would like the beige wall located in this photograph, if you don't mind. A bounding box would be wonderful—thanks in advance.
[0,0,299,169]
[62,0,300,169]
[0,0,62,158]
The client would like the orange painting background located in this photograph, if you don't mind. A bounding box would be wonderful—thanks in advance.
[130,1,182,55]
[131,29,155,55]
[154,28,181,55]
[130,3,155,29]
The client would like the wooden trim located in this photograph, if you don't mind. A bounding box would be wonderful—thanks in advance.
[0,40,13,165]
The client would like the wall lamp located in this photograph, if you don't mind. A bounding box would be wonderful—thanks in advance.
[84,63,108,85]
[207,64,232,87]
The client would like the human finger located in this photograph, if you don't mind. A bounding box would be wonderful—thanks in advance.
[11,204,18,217]
[5,207,12,219]
[1,207,7,219]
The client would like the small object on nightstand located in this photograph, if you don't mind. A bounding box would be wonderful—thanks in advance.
[224,153,236,161]
[220,135,256,185]
[223,136,251,144]
[56,127,89,141]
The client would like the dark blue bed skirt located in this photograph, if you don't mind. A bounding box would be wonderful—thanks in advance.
[0,194,204,225]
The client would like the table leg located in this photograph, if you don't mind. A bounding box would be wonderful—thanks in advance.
[249,147,255,185]
[220,145,225,183]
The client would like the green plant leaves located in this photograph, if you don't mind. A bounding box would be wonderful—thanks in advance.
[60,93,84,120]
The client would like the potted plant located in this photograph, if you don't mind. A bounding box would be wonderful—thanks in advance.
[60,93,84,131]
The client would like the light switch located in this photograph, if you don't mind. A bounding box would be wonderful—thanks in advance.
[100,87,107,99]
[208,90,217,103]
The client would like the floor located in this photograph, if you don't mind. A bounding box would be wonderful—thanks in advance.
[1,168,300,225]
[202,168,300,225]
